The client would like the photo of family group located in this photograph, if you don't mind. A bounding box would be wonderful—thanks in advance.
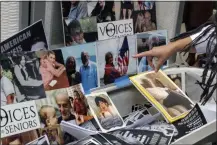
[130,70,194,122]
[86,92,125,132]
[35,50,70,91]
[97,35,137,86]
[0,52,46,105]
[137,30,168,73]
[61,42,99,92]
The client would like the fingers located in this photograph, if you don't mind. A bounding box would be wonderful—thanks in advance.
[132,50,153,58]
[147,56,155,70]
[155,59,165,72]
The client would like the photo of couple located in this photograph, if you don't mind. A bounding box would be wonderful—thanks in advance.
[130,70,194,122]
[86,92,125,132]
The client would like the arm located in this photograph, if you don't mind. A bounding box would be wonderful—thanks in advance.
[2,77,15,104]
[54,61,65,68]
[49,66,65,77]
[6,94,15,104]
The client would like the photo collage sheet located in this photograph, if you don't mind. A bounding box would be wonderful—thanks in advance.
[0,1,197,145]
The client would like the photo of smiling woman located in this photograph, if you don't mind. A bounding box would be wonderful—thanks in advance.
[86,92,125,132]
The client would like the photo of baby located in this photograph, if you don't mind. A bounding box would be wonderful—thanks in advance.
[67,84,94,125]
[130,70,195,122]
[39,125,63,145]
[86,92,125,132]
[35,50,70,91]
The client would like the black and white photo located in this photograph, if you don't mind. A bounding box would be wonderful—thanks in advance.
[0,20,48,53]
[0,52,46,102]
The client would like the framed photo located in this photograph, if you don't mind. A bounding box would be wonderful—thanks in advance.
[86,92,125,132]
[130,70,195,123]
[137,30,168,73]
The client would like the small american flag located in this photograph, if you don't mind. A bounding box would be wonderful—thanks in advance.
[118,36,129,75]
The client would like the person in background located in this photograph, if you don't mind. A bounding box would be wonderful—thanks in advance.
[65,56,81,86]
[0,64,16,106]
[67,1,88,21]
[135,13,144,33]
[79,52,98,91]
[142,11,156,32]
[103,52,121,85]
[68,20,86,45]
[133,12,217,105]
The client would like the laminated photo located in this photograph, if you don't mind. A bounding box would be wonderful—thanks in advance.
[86,92,125,132]
[36,88,76,127]
[61,42,99,92]
[133,2,157,33]
[67,84,94,125]
[88,1,116,23]
[1,130,40,145]
[130,70,195,123]
[35,50,70,91]
[137,30,168,72]
[0,52,46,104]
[39,125,64,145]
[0,20,48,53]
[97,35,137,86]
[26,135,50,145]
[0,101,41,138]
[97,19,134,41]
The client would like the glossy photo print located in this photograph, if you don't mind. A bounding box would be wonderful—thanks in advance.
[0,52,46,104]
[61,42,99,92]
[97,35,137,86]
[35,50,70,91]
[26,135,50,145]
[137,30,168,73]
[67,84,94,125]
[87,1,116,23]
[133,1,157,33]
[86,92,125,132]
[130,70,195,123]
[39,125,64,145]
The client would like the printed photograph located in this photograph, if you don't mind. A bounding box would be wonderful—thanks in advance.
[167,73,182,90]
[137,30,168,72]
[39,125,64,145]
[26,135,50,145]
[87,1,116,23]
[35,50,70,91]
[133,1,156,33]
[0,52,46,103]
[0,20,48,54]
[116,1,134,20]
[67,84,94,125]
[130,70,194,120]
[97,35,137,86]
[63,17,98,46]
[1,130,39,145]
[61,42,99,92]
[86,92,125,132]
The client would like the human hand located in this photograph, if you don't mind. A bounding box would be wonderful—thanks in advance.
[133,43,176,72]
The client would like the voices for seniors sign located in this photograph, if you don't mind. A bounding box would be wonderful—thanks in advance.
[0,101,40,138]
[97,19,134,41]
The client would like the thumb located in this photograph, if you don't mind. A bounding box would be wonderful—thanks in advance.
[132,50,153,58]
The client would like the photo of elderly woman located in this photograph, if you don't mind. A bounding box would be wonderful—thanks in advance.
[0,52,46,102]
[130,70,194,122]
[86,92,125,132]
